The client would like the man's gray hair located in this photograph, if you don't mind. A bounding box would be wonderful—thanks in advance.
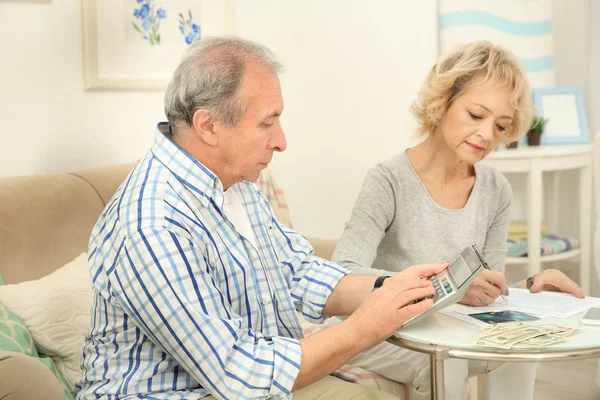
[164,36,282,132]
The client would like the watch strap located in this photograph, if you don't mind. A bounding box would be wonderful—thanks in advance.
[373,276,391,291]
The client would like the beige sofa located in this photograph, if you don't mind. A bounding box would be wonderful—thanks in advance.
[0,162,337,284]
[0,163,134,285]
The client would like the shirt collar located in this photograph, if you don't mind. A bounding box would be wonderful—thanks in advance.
[151,122,225,208]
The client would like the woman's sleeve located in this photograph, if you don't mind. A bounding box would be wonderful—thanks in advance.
[332,165,398,277]
[482,176,512,275]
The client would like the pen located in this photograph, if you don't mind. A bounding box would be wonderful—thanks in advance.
[482,261,508,303]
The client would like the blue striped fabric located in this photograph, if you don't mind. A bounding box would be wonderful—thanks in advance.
[74,124,347,399]
[438,0,554,87]
[518,55,553,73]
[440,11,551,36]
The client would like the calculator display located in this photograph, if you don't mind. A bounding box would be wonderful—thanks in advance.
[449,247,480,287]
[449,257,470,286]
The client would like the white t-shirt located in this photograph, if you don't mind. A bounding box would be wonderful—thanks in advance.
[222,187,258,248]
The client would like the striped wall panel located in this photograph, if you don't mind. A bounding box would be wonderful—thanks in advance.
[439,0,554,88]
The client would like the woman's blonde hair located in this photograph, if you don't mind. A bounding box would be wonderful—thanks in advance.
[411,41,534,142]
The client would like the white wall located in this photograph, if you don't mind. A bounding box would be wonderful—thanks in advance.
[235,0,438,239]
[0,0,437,240]
[0,1,163,177]
[553,0,590,93]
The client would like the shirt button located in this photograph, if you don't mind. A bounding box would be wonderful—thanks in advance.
[250,254,259,262]
[262,295,272,305]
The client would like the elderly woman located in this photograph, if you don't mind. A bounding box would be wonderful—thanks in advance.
[330,41,583,400]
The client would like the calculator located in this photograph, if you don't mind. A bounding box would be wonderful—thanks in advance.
[400,244,486,328]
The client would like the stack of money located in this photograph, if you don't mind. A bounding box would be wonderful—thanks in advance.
[473,322,581,349]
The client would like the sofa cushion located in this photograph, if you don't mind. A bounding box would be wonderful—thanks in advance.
[0,174,105,285]
[0,253,92,389]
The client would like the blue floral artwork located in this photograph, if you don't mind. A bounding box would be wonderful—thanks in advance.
[132,0,167,45]
[179,10,201,45]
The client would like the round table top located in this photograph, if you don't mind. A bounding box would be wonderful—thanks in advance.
[390,312,600,357]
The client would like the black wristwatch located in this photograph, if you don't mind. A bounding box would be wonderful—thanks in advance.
[373,276,391,291]
[526,274,536,289]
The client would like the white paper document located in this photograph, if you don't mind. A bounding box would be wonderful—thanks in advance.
[441,289,600,325]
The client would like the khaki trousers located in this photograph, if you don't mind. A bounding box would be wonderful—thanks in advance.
[203,375,401,399]
[0,350,65,400]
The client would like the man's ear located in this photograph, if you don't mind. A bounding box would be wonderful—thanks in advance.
[191,109,218,146]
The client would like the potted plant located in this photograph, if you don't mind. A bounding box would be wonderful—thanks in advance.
[527,115,548,146]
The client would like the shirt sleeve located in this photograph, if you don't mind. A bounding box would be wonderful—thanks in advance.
[482,175,512,275]
[268,219,348,324]
[331,165,398,277]
[109,227,302,399]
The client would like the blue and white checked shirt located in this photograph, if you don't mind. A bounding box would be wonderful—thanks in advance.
[75,125,348,400]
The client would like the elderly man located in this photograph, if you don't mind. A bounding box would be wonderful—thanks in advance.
[74,36,444,400]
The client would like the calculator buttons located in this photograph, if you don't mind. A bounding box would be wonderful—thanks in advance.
[430,276,445,301]
[444,282,453,293]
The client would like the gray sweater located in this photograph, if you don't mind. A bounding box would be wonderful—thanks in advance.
[332,151,512,276]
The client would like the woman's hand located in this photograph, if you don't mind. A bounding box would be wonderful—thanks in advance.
[527,269,584,298]
[459,269,509,306]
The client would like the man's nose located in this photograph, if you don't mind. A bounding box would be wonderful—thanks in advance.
[270,121,287,152]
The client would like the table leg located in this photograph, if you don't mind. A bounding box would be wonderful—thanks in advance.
[430,351,446,400]
[527,160,542,279]
[580,162,592,295]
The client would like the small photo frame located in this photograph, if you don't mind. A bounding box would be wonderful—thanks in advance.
[533,87,590,145]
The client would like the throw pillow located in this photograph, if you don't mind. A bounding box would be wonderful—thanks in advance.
[0,253,93,389]
[0,303,73,399]
[0,303,36,356]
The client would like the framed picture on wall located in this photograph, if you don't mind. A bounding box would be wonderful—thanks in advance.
[82,0,235,91]
[533,87,590,145]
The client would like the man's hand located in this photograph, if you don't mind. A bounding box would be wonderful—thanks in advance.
[460,269,509,306]
[390,263,449,282]
[528,269,584,298]
[295,274,436,392]
[346,278,435,345]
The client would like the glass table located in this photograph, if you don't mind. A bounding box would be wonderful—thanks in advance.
[388,312,600,400]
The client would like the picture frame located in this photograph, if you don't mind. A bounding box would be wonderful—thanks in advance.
[532,87,590,145]
[82,0,235,91]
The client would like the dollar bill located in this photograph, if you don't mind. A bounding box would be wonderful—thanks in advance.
[516,334,567,348]
[474,324,561,349]
[544,324,580,336]
[515,329,580,348]
[481,322,524,335]
[474,323,581,349]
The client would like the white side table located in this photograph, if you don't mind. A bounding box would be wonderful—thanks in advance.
[389,312,600,400]
[482,145,593,294]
